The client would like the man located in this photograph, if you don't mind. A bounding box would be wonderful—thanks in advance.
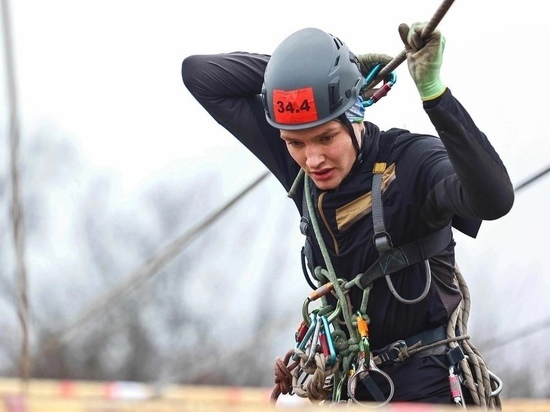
[182,23,514,406]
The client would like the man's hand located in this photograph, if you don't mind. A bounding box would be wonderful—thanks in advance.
[398,22,446,101]
[357,53,393,76]
[356,53,393,99]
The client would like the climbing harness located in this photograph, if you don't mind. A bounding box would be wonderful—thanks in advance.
[272,129,472,407]
[271,76,503,411]
[272,153,504,408]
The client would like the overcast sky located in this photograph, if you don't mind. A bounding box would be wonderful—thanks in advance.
[3,0,550,367]
[5,0,548,192]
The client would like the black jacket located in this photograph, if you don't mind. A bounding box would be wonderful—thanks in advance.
[181,51,514,351]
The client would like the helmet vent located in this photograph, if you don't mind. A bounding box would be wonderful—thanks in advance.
[328,78,342,112]
[332,36,343,50]
[349,52,360,71]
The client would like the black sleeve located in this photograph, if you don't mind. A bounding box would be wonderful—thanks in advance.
[419,88,515,229]
[181,52,299,191]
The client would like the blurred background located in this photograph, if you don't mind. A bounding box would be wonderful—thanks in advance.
[1,0,549,402]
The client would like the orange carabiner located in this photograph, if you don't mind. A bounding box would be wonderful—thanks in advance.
[357,314,369,338]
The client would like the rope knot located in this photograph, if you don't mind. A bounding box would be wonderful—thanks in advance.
[270,350,299,403]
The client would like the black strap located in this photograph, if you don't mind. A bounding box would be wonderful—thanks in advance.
[360,374,386,402]
[371,131,399,253]
[356,130,452,290]
[299,181,319,289]
[357,223,451,290]
[373,325,447,366]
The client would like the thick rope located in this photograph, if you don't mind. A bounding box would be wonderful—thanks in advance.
[303,176,368,403]
[304,177,357,339]
[291,349,340,403]
[271,338,343,404]
[447,264,502,409]
[271,349,299,401]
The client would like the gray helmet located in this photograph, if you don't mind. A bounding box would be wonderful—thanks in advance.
[261,27,365,130]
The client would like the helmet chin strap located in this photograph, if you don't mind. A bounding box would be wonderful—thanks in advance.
[338,113,363,165]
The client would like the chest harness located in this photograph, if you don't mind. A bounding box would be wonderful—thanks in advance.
[270,132,503,408]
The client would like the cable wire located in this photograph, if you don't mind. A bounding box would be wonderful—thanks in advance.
[32,171,270,361]
[514,165,550,192]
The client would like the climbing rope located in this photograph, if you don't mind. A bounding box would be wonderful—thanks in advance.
[271,341,342,403]
[271,174,372,405]
[271,349,299,401]
[447,265,503,409]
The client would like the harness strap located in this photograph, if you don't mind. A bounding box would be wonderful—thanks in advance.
[372,325,447,366]
[371,130,395,254]
[347,223,451,290]
[354,130,451,291]
[361,374,386,403]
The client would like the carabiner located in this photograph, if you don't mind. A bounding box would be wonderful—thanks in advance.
[306,315,323,363]
[361,63,397,108]
[320,314,337,365]
[363,63,383,87]
[294,314,317,361]
[347,357,394,407]
[488,370,503,398]
[301,285,340,326]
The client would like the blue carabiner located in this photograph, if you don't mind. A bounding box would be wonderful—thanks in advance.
[361,63,397,108]
[320,314,337,365]
[363,63,383,87]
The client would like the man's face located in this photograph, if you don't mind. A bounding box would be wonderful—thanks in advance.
[280,120,361,190]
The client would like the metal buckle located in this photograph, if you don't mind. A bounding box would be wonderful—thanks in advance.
[373,231,393,253]
[387,340,407,362]
[377,340,407,365]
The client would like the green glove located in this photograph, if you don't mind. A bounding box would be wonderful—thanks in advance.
[398,22,446,101]
[356,53,393,99]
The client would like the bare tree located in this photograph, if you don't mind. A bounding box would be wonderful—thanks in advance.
[0,125,301,389]
[8,124,549,402]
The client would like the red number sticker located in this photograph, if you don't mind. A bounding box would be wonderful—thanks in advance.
[272,87,318,125]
